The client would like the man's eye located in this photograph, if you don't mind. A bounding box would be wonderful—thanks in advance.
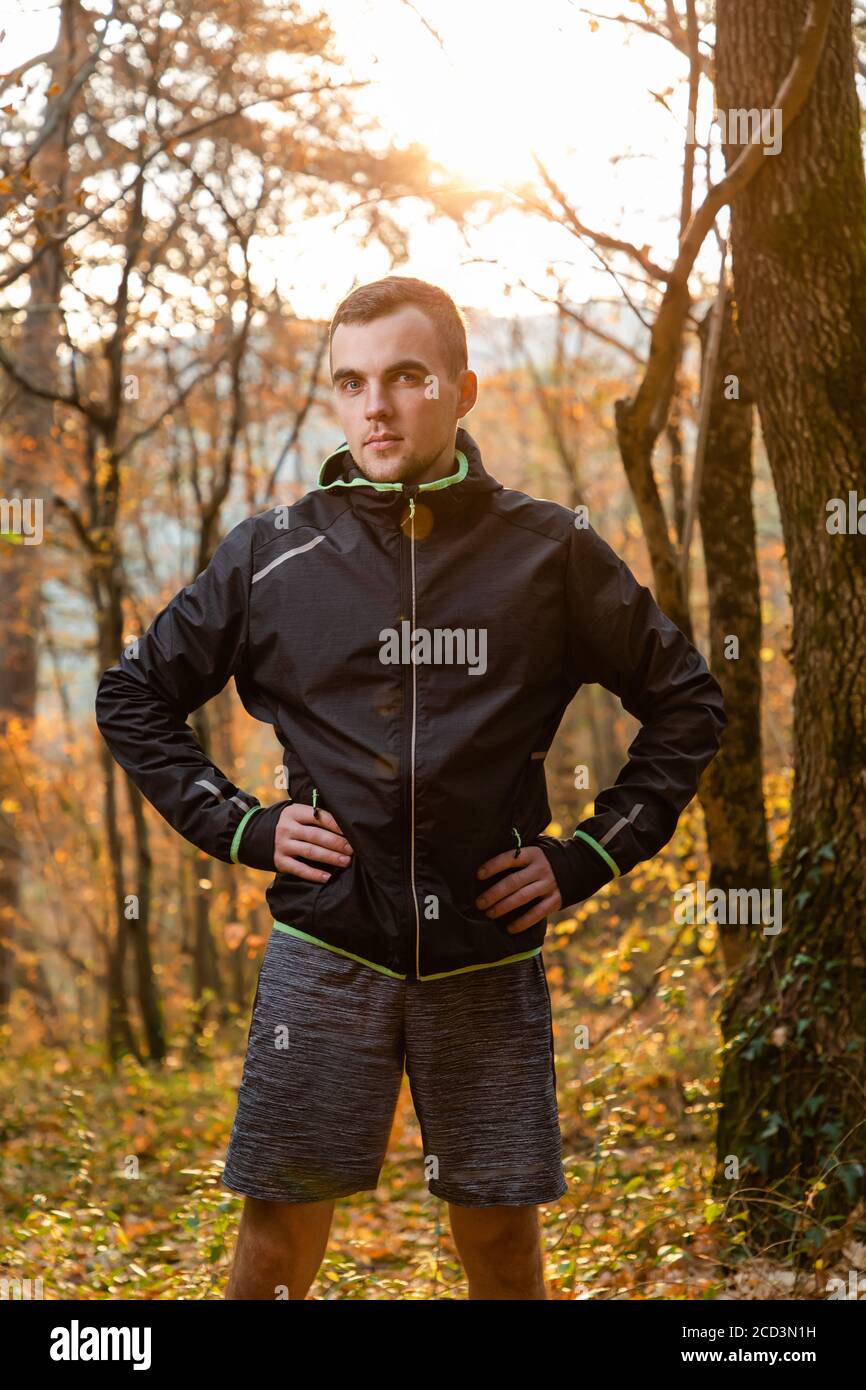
[342,379,361,391]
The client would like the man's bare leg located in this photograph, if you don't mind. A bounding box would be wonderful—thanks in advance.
[225,1195,336,1300]
[447,1202,548,1299]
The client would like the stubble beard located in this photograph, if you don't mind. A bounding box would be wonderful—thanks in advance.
[358,437,451,486]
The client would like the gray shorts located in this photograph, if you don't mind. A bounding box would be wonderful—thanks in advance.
[221,924,568,1208]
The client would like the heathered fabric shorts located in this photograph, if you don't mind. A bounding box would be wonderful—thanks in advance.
[221,924,568,1208]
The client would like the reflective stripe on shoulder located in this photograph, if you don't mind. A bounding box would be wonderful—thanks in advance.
[251,534,325,584]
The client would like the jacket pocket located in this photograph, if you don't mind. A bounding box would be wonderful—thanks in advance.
[265,770,335,928]
[474,798,556,934]
[280,744,316,807]
[310,853,400,968]
[449,809,529,925]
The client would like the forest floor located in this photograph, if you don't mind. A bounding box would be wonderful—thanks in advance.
[3,920,860,1300]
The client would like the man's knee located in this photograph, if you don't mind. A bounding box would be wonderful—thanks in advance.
[447,1202,546,1297]
[239,1195,334,1254]
[447,1202,541,1261]
[228,1195,335,1300]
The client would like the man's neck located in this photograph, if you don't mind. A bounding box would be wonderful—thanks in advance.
[401,439,459,487]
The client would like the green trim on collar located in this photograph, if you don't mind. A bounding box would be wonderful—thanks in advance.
[418,450,469,490]
[316,447,469,493]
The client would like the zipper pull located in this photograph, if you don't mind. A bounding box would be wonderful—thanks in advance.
[401,484,418,532]
[512,826,522,858]
[312,786,320,820]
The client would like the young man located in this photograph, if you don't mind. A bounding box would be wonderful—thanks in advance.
[95,276,726,1300]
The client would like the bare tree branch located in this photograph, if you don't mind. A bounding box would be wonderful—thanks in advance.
[626,0,835,446]
[680,237,727,598]
[264,322,331,499]
[575,2,713,76]
[525,164,671,283]
[20,7,113,169]
[396,0,448,51]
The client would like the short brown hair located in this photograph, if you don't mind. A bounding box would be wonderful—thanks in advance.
[329,276,469,381]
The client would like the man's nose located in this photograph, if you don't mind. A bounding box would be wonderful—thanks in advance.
[365,383,392,416]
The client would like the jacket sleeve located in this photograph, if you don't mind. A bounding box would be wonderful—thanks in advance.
[529,520,727,911]
[94,516,291,871]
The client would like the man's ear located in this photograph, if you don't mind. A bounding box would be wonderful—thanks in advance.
[457,368,478,418]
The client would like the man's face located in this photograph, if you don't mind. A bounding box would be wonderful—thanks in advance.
[330,304,478,485]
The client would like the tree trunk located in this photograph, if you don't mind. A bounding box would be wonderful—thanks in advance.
[184,703,226,1054]
[124,777,166,1060]
[100,741,141,1064]
[0,516,39,1016]
[0,60,63,1015]
[714,0,866,1250]
[697,289,773,973]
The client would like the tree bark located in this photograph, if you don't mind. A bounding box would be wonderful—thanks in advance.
[697,289,773,973]
[124,777,166,1060]
[714,0,866,1249]
[99,740,141,1064]
[0,491,40,1015]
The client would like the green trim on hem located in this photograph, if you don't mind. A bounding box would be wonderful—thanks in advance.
[418,946,542,981]
[272,921,407,979]
[271,920,543,981]
[316,448,468,493]
[573,828,621,879]
[230,804,266,864]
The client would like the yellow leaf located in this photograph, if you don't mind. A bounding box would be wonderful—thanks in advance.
[224,921,246,951]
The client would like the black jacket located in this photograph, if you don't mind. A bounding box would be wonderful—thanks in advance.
[95,426,726,981]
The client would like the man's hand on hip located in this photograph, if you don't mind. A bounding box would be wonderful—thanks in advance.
[274,803,354,881]
[475,846,561,933]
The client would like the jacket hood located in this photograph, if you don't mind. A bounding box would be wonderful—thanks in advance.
[316,426,503,508]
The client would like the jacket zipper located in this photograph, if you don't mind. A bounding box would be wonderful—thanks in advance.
[400,488,422,977]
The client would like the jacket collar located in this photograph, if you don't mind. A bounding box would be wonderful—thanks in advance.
[316,426,502,520]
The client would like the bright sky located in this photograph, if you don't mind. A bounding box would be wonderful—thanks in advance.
[267,0,713,316]
[1,0,721,319]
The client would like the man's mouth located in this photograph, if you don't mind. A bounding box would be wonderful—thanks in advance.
[365,434,402,450]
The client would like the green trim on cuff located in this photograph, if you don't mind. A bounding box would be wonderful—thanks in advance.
[573,828,621,879]
[230,804,266,863]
